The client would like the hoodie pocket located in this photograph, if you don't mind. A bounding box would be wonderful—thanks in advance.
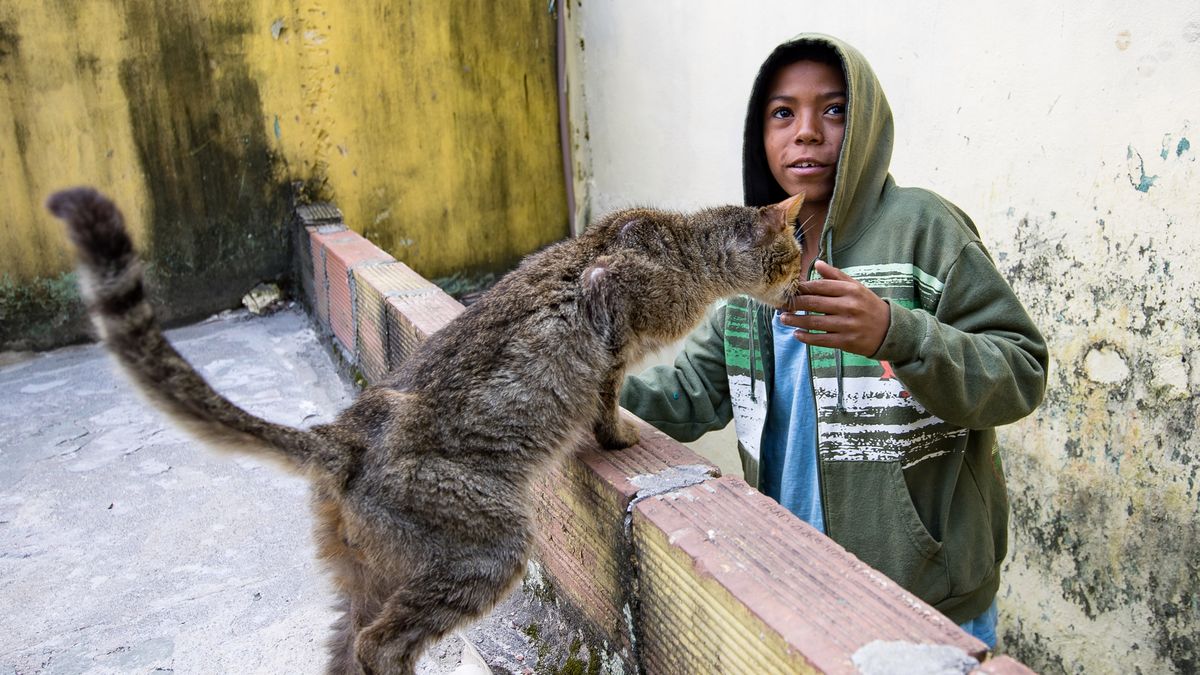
[883,460,944,562]
[824,461,951,605]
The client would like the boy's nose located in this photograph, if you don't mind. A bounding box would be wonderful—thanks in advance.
[794,112,823,144]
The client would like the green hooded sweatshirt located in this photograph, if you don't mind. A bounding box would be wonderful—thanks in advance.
[620,33,1048,623]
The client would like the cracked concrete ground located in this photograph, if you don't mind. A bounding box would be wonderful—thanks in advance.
[0,307,560,674]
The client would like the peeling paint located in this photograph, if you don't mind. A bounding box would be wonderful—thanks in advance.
[998,205,1200,673]
[1126,145,1158,192]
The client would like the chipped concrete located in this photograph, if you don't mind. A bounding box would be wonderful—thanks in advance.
[0,308,557,674]
[851,640,978,675]
[623,464,715,537]
[628,464,714,500]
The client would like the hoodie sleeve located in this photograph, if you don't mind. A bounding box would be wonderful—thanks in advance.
[873,241,1049,429]
[619,304,733,442]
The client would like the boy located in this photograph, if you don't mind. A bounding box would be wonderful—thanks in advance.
[619,33,1048,649]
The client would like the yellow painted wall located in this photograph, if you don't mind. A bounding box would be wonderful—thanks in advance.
[0,1,566,348]
[252,0,567,273]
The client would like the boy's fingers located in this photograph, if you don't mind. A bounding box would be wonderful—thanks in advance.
[793,279,847,297]
[793,329,840,348]
[790,313,843,333]
[783,295,841,316]
[812,260,852,280]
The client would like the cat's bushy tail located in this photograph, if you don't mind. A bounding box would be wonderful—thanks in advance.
[47,187,350,479]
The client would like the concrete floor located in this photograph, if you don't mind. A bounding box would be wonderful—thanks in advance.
[0,308,512,674]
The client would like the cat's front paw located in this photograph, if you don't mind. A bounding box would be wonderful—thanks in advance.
[594,417,639,450]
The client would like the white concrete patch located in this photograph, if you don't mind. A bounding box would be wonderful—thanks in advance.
[1083,346,1131,384]
[851,640,978,675]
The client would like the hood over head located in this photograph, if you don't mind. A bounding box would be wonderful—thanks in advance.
[742,33,894,250]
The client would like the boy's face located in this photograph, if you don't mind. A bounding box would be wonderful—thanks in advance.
[762,59,847,205]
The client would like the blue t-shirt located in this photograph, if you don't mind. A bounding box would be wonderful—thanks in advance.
[759,310,825,534]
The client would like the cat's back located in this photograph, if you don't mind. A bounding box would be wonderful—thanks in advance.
[390,238,600,386]
[333,234,609,487]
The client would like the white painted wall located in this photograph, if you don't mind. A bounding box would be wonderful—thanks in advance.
[565,2,1200,672]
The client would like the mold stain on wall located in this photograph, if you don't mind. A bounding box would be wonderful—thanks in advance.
[116,4,291,326]
[993,127,1199,672]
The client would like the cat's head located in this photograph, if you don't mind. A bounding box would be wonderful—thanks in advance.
[577,195,804,344]
[586,195,804,304]
[689,192,806,306]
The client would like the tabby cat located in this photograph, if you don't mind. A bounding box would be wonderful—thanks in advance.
[48,187,805,674]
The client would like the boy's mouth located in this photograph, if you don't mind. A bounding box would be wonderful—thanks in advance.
[786,160,830,176]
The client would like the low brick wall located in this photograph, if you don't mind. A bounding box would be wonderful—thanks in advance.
[295,205,1036,674]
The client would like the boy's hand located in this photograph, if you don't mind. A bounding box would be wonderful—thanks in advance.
[778,261,890,357]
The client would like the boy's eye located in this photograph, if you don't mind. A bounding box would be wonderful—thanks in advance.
[825,103,846,116]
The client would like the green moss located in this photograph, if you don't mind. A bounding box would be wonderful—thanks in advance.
[553,638,590,675]
[558,656,586,675]
[0,272,89,351]
[351,368,369,389]
[431,271,497,303]
[523,623,541,642]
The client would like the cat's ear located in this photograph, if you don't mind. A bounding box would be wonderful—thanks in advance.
[580,255,619,330]
[616,217,646,244]
[754,192,805,246]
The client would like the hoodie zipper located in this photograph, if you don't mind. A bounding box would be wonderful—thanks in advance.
[815,226,838,535]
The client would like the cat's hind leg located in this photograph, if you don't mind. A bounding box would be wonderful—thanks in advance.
[325,595,357,675]
[313,495,383,674]
[353,551,527,675]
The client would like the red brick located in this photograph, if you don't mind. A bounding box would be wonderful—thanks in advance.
[532,417,720,651]
[632,476,987,673]
[384,290,464,366]
[351,262,446,382]
[307,228,330,330]
[295,205,344,322]
[312,230,393,353]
